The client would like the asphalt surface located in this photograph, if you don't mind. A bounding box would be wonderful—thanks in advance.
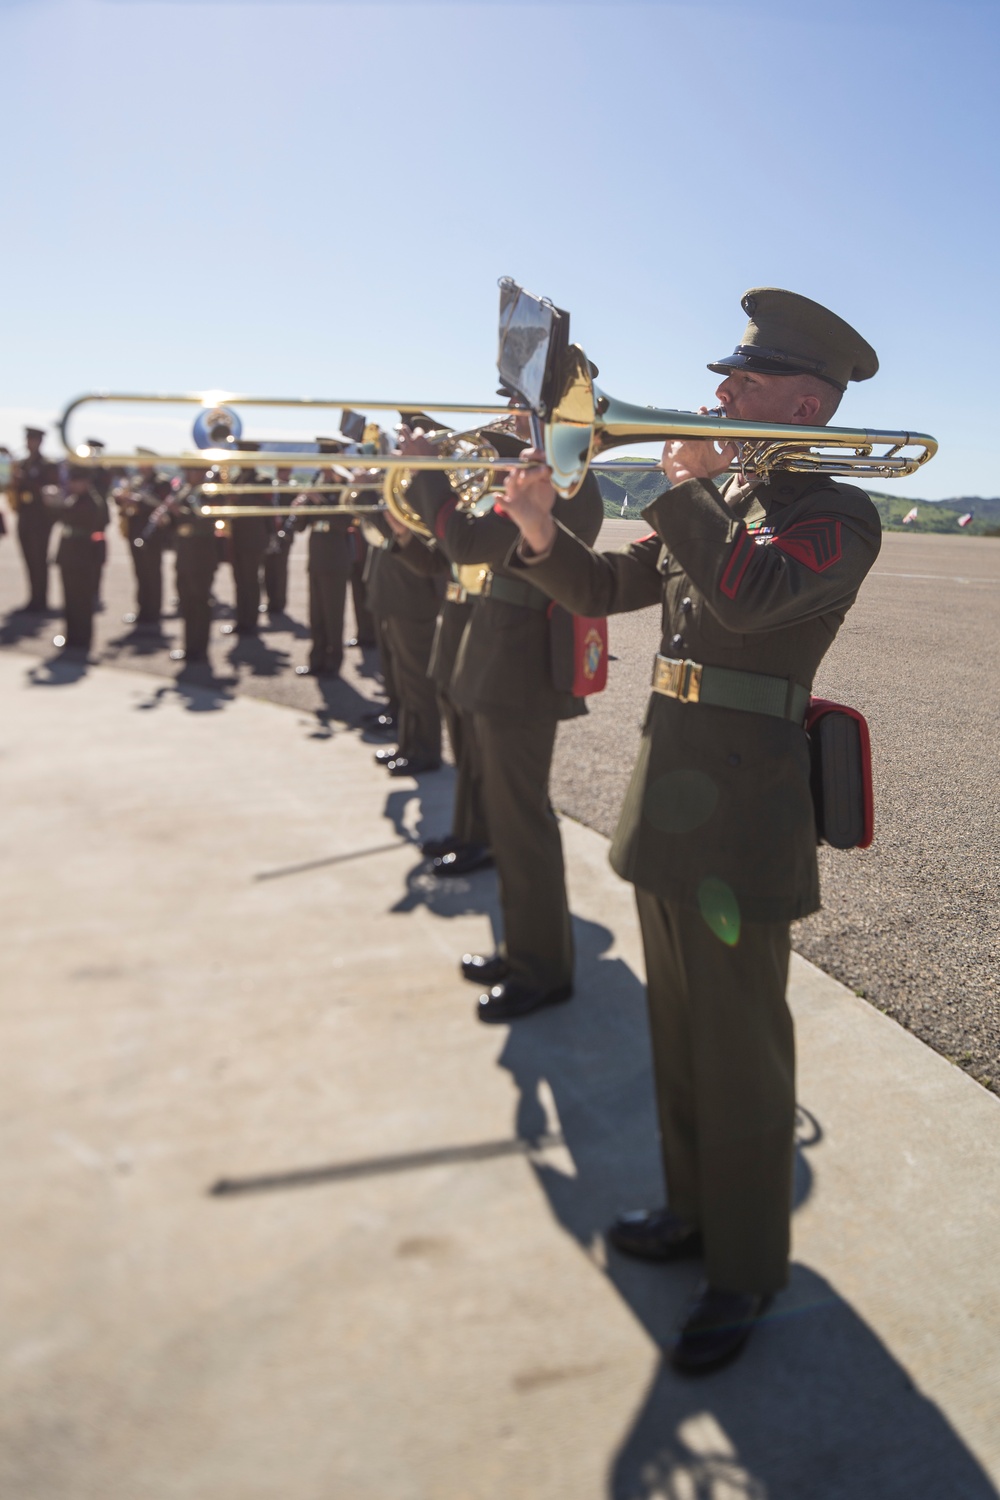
[2,509,997,1096]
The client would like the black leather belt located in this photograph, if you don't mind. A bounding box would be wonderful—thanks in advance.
[61,525,103,540]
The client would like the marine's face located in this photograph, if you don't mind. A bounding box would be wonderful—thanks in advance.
[715,370,812,425]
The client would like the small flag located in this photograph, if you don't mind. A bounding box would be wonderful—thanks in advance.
[621,495,629,516]
[958,511,973,528]
[902,506,919,524]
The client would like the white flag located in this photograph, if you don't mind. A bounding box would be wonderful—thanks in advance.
[902,506,919,524]
[958,511,973,528]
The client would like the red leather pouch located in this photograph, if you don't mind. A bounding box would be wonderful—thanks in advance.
[548,603,609,696]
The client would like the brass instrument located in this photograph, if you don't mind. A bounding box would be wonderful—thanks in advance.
[536,344,938,497]
[56,289,938,534]
[383,420,522,538]
[56,392,518,530]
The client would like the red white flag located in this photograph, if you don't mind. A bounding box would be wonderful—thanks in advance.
[958,512,973,528]
[902,506,919,524]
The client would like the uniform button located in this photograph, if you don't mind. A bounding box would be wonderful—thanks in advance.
[670,634,685,653]
[681,596,693,614]
[727,753,741,767]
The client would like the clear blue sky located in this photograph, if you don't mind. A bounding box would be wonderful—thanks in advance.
[2,0,997,498]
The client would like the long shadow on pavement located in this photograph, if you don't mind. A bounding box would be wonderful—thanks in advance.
[131,666,237,714]
[24,652,91,687]
[496,916,997,1500]
[382,774,502,945]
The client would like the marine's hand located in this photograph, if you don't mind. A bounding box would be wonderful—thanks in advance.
[497,447,558,555]
[661,406,737,484]
[385,510,412,542]
[397,426,436,458]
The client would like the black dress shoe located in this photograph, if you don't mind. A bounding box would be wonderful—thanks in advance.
[386,756,441,778]
[476,979,572,1023]
[607,1208,703,1262]
[432,844,493,877]
[297,663,339,678]
[461,952,509,985]
[421,834,463,858]
[374,746,400,765]
[669,1283,771,1375]
[361,710,396,733]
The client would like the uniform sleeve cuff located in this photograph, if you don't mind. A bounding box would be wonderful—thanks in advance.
[516,535,557,565]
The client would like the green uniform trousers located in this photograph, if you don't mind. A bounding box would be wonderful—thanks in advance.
[126,514,164,623]
[18,508,55,611]
[307,568,348,674]
[439,690,488,847]
[57,537,101,650]
[634,888,794,1295]
[475,713,572,993]
[382,614,442,766]
[176,535,217,659]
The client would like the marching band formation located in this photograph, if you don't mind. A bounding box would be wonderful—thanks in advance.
[1,282,931,1374]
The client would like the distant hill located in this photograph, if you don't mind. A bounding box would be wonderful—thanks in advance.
[867,492,1000,535]
[596,463,1000,534]
[595,464,666,518]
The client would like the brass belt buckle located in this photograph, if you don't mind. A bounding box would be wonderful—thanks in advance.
[652,654,703,703]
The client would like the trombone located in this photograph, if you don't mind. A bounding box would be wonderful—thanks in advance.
[57,391,521,531]
[58,355,939,534]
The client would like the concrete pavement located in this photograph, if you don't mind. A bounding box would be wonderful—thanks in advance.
[1,649,998,1499]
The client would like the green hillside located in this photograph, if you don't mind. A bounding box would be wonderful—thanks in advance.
[595,465,666,518]
[868,492,1000,535]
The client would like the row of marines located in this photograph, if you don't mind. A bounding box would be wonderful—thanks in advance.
[2,287,886,1379]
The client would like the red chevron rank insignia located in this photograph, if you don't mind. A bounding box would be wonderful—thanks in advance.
[772,518,843,572]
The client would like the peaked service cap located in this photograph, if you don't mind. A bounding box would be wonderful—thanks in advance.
[708,287,878,393]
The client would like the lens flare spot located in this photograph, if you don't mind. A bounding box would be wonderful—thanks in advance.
[643,769,718,834]
[698,877,741,946]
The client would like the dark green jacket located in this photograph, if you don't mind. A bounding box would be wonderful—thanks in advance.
[510,470,882,921]
[363,514,446,622]
[406,466,604,721]
[393,532,470,691]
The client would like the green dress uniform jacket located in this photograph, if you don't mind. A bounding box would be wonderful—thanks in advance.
[513,470,882,923]
[406,465,605,722]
